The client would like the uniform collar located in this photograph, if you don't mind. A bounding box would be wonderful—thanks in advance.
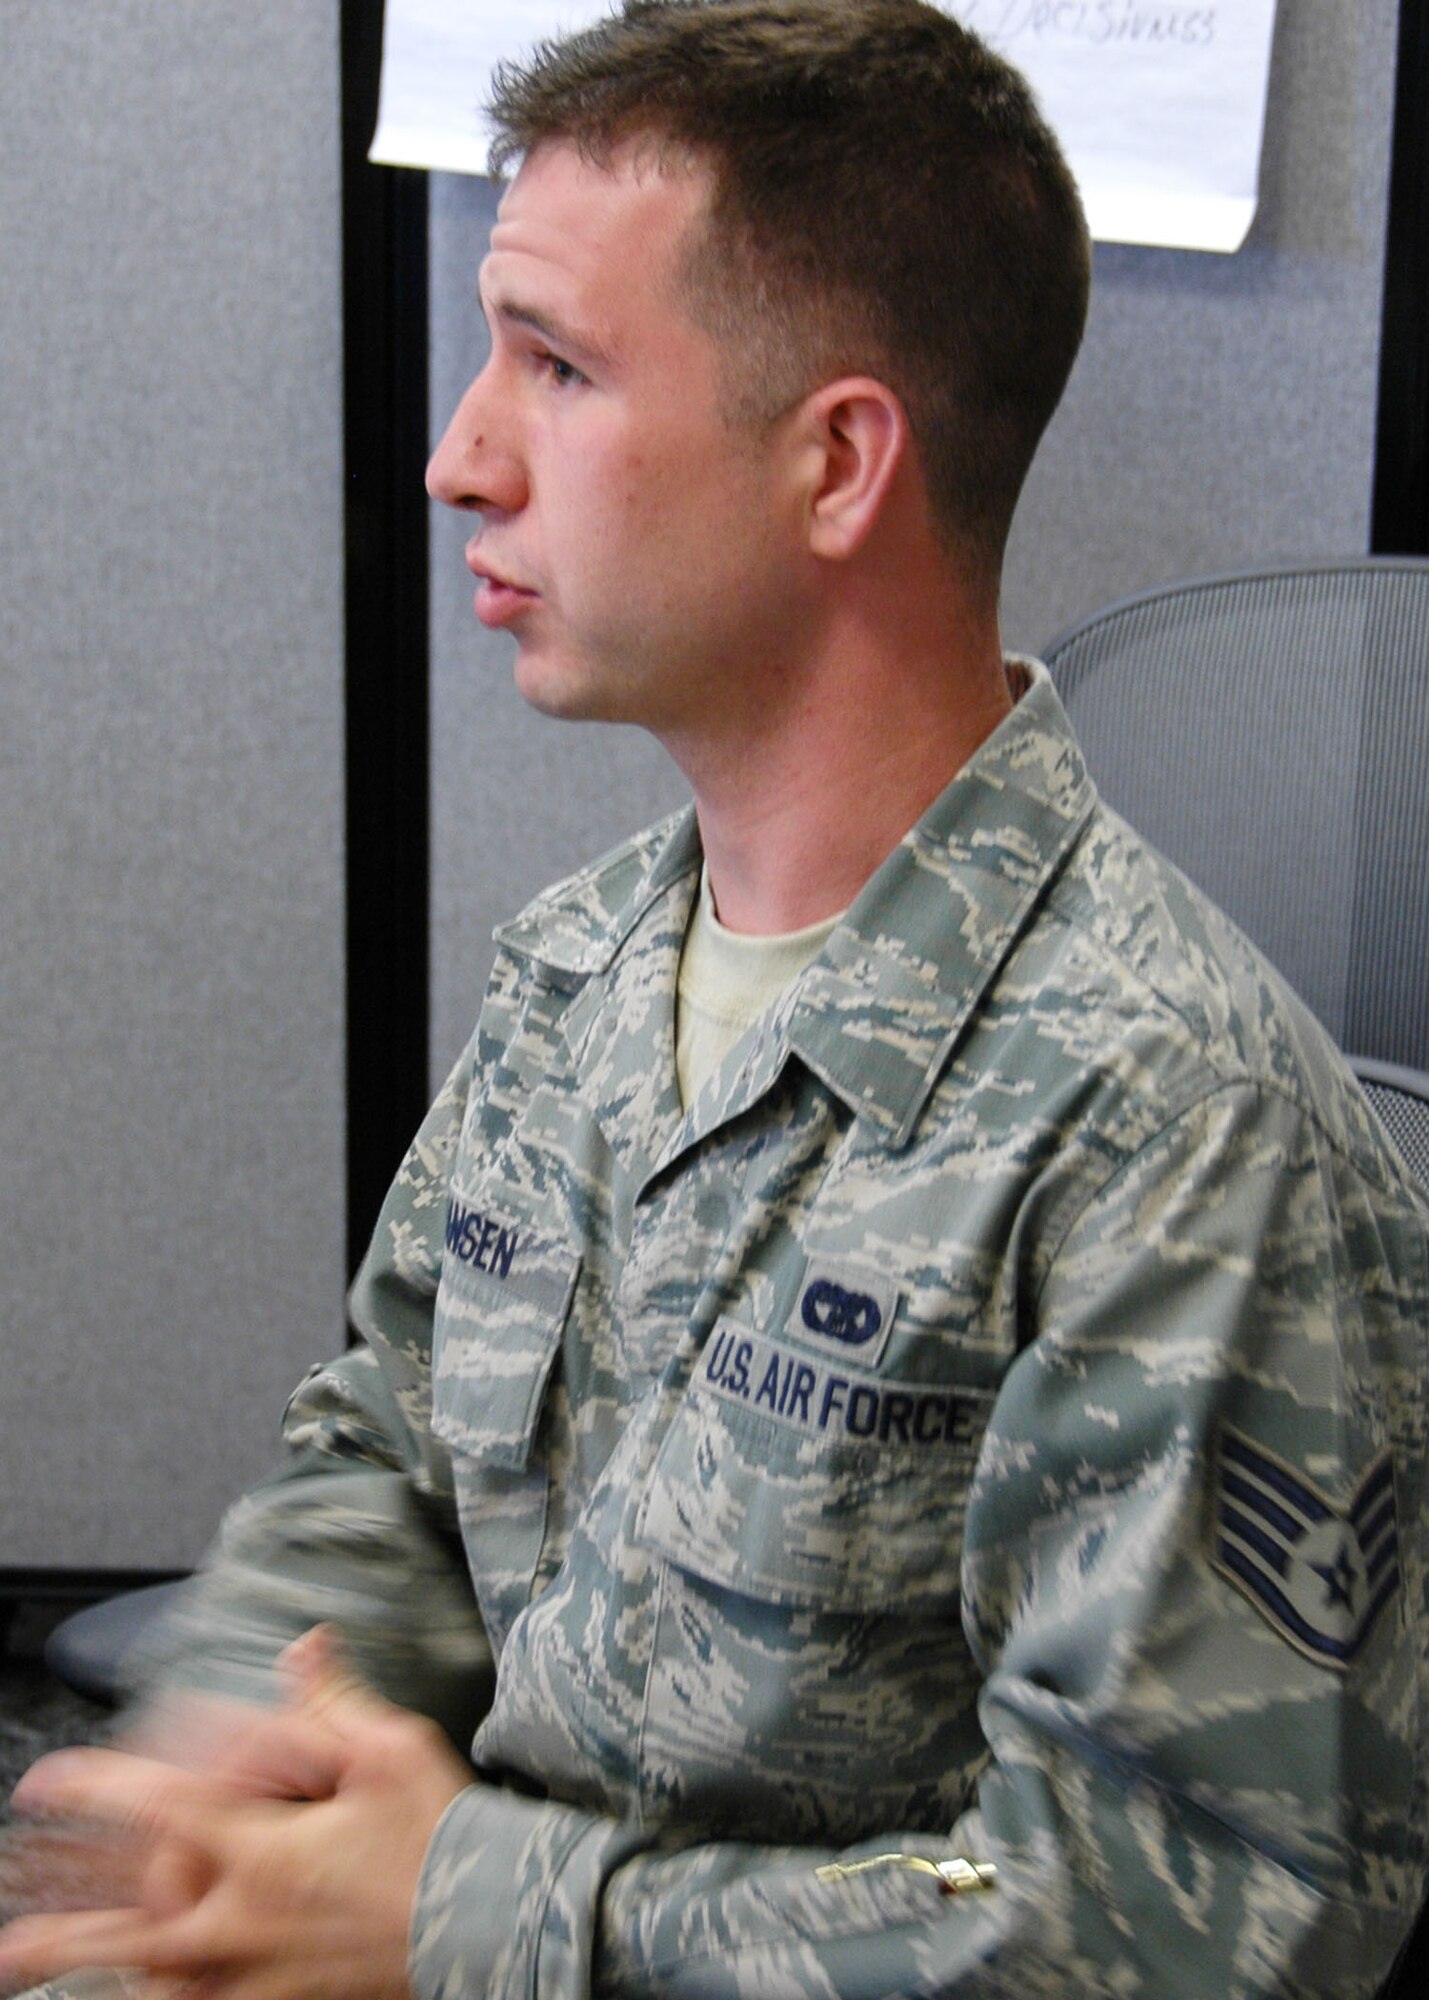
[787,664,1096,1146]
[492,806,702,984]
[497,663,1096,1155]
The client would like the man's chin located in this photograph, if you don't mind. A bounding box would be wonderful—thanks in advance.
[512,650,624,726]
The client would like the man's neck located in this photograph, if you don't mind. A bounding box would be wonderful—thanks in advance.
[674,632,1016,937]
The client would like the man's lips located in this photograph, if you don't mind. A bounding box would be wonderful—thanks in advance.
[467,555,539,630]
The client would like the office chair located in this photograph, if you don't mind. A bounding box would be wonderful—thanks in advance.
[1044,562,1429,1998]
[1353,1058,1429,1191]
[1042,558,1429,1075]
[44,1574,187,1706]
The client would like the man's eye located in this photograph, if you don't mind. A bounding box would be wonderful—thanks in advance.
[540,352,584,387]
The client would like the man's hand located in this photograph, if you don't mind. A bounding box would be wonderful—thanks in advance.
[0,1628,473,2000]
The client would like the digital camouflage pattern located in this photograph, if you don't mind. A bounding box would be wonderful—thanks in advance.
[129,665,1427,1998]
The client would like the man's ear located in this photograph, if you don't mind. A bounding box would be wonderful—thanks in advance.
[798,377,909,560]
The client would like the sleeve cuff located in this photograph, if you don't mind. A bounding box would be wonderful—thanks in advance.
[410,1782,644,2000]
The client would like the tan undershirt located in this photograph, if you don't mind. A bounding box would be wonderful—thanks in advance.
[675,869,841,1107]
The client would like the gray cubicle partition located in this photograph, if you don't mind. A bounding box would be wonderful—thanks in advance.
[428,0,1404,1084]
[1,3,347,1571]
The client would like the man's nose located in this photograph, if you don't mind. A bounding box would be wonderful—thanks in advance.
[426,368,523,513]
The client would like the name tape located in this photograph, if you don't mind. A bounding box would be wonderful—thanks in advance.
[444,1198,522,1279]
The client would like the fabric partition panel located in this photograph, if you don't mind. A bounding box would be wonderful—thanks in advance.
[0,2,347,1570]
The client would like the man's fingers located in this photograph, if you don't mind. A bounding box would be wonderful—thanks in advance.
[11,1749,228,1849]
[141,1835,217,1919]
[205,1710,344,1802]
[0,1816,147,1918]
[122,1693,269,1777]
[279,1625,385,1725]
[0,1882,239,1986]
[0,1908,166,1983]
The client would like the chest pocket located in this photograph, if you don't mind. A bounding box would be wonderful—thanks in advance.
[629,1324,994,1840]
[634,1321,993,1614]
[431,1185,581,1655]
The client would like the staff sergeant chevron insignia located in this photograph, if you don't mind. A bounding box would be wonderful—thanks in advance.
[1211,1424,1401,1670]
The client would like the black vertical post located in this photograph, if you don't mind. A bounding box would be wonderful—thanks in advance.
[341,0,432,1277]
[1372,0,1429,555]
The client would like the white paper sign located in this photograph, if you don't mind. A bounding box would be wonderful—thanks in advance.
[369,2,605,176]
[369,1,1279,253]
[955,3,1279,251]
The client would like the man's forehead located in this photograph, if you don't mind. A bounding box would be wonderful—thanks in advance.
[490,137,709,258]
[477,142,713,366]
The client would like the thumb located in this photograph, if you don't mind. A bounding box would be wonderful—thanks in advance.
[196,1627,382,1798]
[279,1625,388,1727]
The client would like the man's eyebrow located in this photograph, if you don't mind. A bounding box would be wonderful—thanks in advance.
[478,291,614,371]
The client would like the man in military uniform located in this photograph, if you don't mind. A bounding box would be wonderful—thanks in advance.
[2,3,1426,1997]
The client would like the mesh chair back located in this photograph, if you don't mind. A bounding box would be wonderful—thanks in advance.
[1046,571,1429,2000]
[1350,1058,1429,1194]
[1043,560,1429,1071]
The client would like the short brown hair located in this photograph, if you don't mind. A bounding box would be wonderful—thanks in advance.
[488,0,1090,575]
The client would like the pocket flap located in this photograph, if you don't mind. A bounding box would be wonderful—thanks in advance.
[431,1189,581,1472]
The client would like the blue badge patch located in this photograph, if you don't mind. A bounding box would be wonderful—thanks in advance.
[802,1278,882,1345]
[1212,1425,1400,1671]
[792,1261,898,1366]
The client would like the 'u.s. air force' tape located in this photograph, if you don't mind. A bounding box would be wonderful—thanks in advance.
[1212,1423,1400,1670]
[701,1321,989,1448]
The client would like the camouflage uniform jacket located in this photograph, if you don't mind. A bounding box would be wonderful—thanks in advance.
[143,665,1429,1999]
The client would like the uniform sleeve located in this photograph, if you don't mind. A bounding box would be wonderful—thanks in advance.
[128,1047,496,1752]
[408,1081,1428,2000]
